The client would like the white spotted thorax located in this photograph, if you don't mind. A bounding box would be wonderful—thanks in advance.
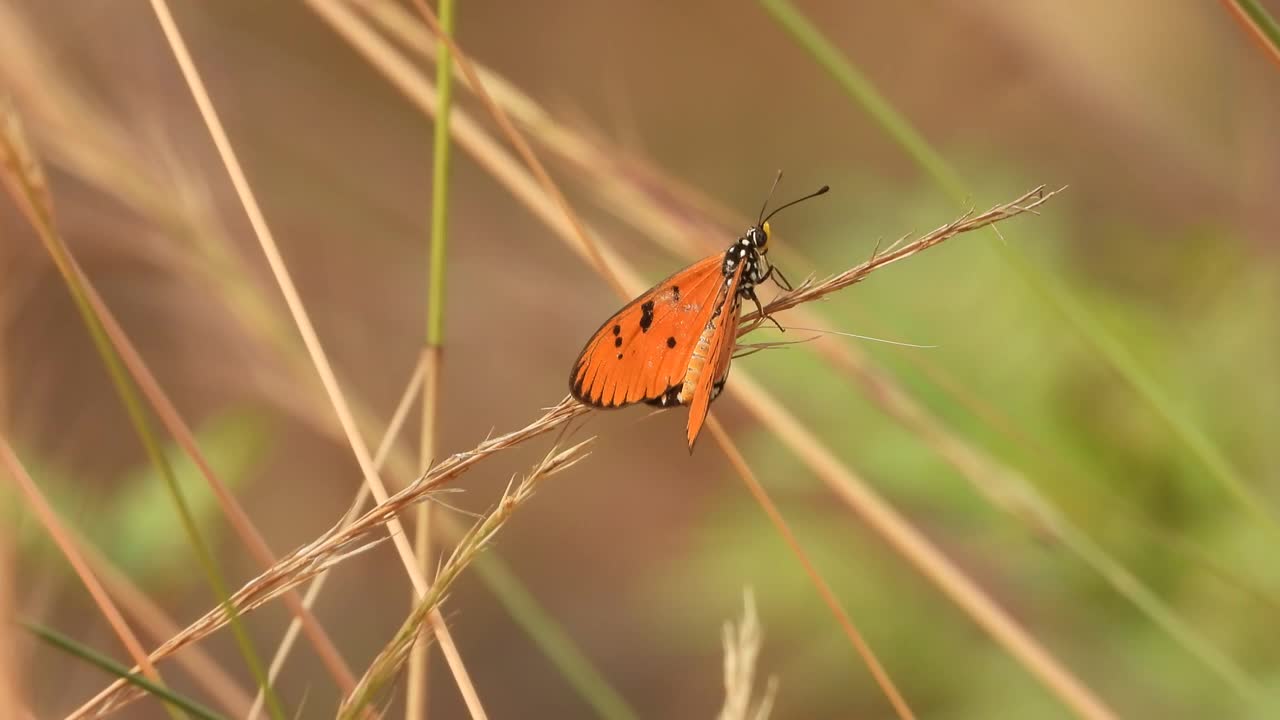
[721,220,773,296]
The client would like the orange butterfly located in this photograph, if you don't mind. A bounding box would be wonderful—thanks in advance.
[569,180,829,450]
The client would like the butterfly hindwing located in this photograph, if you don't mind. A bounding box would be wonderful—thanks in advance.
[684,263,745,449]
[570,254,727,408]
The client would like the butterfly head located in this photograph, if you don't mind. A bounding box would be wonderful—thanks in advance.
[747,223,771,255]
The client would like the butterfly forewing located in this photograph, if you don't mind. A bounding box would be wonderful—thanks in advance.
[570,254,727,407]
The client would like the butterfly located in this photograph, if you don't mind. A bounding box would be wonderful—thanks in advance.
[569,179,829,450]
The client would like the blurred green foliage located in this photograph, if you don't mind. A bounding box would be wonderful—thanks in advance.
[659,177,1280,718]
[15,408,269,582]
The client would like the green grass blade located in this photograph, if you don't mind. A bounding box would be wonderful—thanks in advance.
[427,0,457,347]
[26,621,225,720]
[1231,0,1280,52]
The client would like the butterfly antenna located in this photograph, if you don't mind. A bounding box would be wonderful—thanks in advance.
[763,184,830,225]
[756,169,785,225]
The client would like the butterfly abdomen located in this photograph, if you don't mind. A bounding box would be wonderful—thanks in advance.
[678,320,719,405]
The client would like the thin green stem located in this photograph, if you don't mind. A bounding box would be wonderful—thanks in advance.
[410,1,457,717]
[26,621,225,720]
[427,0,457,347]
[1231,0,1280,52]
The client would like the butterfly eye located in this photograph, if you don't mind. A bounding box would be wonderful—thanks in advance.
[756,224,771,249]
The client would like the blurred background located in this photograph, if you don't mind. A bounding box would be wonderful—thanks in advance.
[2,1,1279,718]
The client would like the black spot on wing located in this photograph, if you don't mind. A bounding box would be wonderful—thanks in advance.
[639,300,655,332]
[616,353,623,360]
[671,286,680,301]
[614,336,623,348]
[612,324,621,336]
[666,336,677,348]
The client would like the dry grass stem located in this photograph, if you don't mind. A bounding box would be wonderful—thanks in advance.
[2,96,358,707]
[707,420,915,720]
[145,0,486,715]
[725,370,1117,720]
[87,543,254,717]
[0,519,21,718]
[248,358,429,720]
[0,438,169,700]
[339,440,593,716]
[72,398,586,718]
[717,591,777,720]
[744,185,1057,327]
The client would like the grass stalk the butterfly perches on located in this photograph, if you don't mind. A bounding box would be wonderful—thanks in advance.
[142,1,490,717]
[75,190,1048,718]
[304,5,1116,717]
[408,0,458,716]
[0,99,288,720]
[758,0,1280,544]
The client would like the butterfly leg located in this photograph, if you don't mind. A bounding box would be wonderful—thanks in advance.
[746,287,785,333]
[761,262,793,291]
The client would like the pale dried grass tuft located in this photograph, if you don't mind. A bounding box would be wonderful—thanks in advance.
[717,591,777,720]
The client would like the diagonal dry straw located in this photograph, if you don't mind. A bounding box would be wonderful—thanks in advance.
[143,0,487,717]
[0,97,286,718]
[0,439,180,720]
[339,438,594,717]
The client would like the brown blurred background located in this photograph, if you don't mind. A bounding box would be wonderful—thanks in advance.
[3,1,1280,718]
